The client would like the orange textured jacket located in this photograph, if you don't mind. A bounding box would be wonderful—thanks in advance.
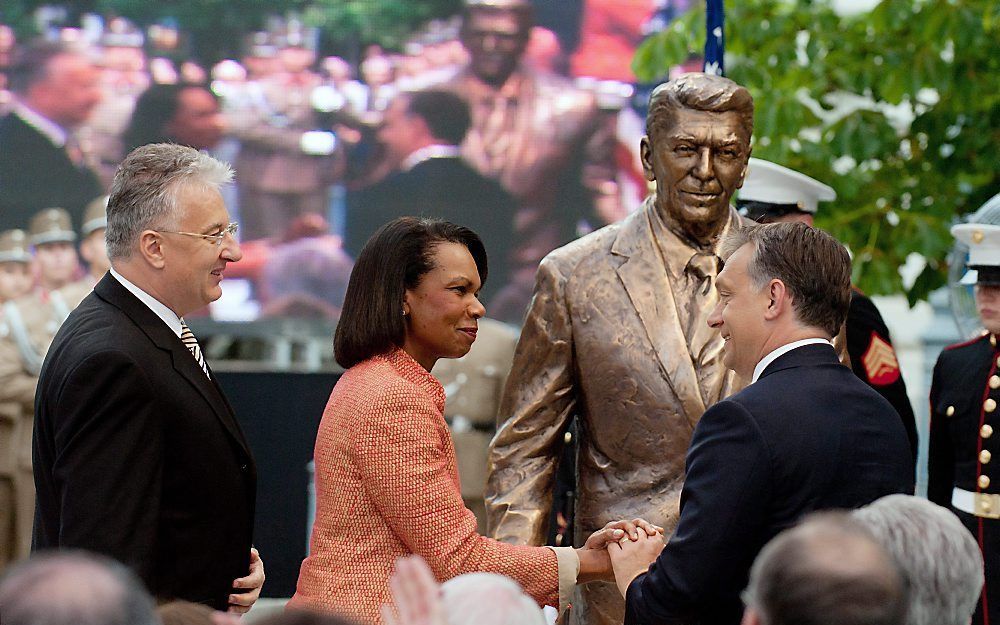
[289,349,559,624]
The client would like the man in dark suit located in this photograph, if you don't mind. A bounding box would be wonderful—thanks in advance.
[0,41,104,231]
[609,222,914,625]
[346,89,516,306]
[33,144,264,612]
[737,158,919,462]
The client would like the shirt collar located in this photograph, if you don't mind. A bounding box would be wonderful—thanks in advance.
[647,199,736,280]
[13,103,68,147]
[751,337,833,384]
[402,144,462,171]
[109,267,183,338]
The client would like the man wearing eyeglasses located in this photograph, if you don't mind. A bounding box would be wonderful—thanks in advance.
[32,143,265,612]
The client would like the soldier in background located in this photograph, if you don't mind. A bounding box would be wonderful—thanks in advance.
[433,319,519,531]
[0,229,58,569]
[0,230,34,570]
[28,208,82,321]
[229,25,341,240]
[56,195,109,311]
[737,158,918,462]
[930,211,1000,625]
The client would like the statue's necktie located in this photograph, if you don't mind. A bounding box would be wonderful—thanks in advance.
[180,320,210,378]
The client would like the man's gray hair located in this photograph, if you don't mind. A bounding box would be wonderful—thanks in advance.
[441,572,546,625]
[744,511,907,625]
[0,551,158,625]
[853,495,984,625]
[106,143,233,261]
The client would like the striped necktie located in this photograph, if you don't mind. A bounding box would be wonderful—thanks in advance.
[180,320,210,378]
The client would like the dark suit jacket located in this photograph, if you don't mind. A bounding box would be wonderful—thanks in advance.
[33,274,257,609]
[346,155,517,303]
[624,343,914,625]
[0,112,104,231]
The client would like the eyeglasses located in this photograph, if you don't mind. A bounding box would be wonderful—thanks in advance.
[157,222,238,246]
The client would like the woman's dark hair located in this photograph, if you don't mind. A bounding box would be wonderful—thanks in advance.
[335,217,488,369]
[122,83,215,152]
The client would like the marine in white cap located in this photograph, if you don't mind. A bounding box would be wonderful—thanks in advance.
[929,198,1000,625]
[738,158,918,461]
[737,157,835,224]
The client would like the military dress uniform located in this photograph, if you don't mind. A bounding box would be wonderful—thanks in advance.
[929,331,1000,625]
[0,293,60,567]
[929,220,1000,625]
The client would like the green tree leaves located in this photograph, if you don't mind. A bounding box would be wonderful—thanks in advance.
[634,0,1000,304]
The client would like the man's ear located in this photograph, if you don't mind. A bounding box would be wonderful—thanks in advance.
[639,136,656,182]
[138,230,166,269]
[764,278,788,320]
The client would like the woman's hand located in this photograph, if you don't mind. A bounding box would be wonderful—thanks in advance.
[575,519,664,583]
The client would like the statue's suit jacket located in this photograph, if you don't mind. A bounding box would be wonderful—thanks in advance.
[487,198,744,625]
[32,274,257,609]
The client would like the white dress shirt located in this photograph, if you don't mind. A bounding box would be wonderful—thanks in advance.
[13,103,67,147]
[751,337,833,384]
[109,268,183,338]
[401,144,462,171]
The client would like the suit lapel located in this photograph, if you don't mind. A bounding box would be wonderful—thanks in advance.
[94,275,252,456]
[613,207,706,427]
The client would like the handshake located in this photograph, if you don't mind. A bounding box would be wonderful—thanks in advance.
[575,518,666,596]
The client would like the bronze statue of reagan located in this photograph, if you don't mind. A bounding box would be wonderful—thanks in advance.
[486,73,754,625]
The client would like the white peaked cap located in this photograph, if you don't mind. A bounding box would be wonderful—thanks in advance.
[738,158,836,214]
[952,223,1000,285]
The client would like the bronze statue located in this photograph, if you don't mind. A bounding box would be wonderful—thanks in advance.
[426,0,620,323]
[486,73,754,625]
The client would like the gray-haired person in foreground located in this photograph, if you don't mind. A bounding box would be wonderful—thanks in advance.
[853,494,984,625]
[741,512,907,625]
[0,551,158,625]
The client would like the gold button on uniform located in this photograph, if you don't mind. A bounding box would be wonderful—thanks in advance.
[987,398,997,413]
[982,450,993,464]
[983,424,995,439]
[947,405,956,416]
[980,475,991,489]
[992,376,1000,389]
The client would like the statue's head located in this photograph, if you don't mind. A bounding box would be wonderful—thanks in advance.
[460,0,534,87]
[641,73,754,240]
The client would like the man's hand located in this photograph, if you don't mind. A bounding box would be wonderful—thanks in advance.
[576,519,664,583]
[608,529,665,597]
[380,555,447,625]
[228,547,265,614]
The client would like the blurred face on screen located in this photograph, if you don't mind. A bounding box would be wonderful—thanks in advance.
[28,53,102,128]
[461,8,530,86]
[35,241,80,289]
[0,262,32,302]
[377,97,423,164]
[166,87,225,151]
